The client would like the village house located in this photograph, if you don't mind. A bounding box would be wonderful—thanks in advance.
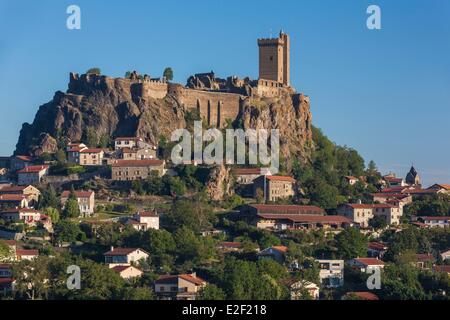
[288,280,320,300]
[253,175,295,202]
[412,254,435,270]
[17,165,49,185]
[337,203,403,228]
[154,273,207,300]
[427,184,450,195]
[0,264,14,294]
[383,174,406,188]
[316,259,345,288]
[418,216,450,228]
[10,155,33,172]
[0,194,29,209]
[127,211,159,231]
[254,214,354,231]
[111,159,166,181]
[0,184,41,204]
[16,249,39,261]
[0,208,41,226]
[120,147,157,160]
[241,204,325,216]
[111,265,143,280]
[345,176,359,186]
[370,193,412,208]
[440,249,450,261]
[433,265,450,276]
[367,242,388,259]
[258,246,288,263]
[68,147,104,166]
[60,190,95,217]
[114,137,153,150]
[232,168,269,185]
[349,258,385,273]
[103,247,149,267]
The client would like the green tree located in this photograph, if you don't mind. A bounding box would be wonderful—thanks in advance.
[13,256,51,300]
[198,284,226,300]
[0,240,14,261]
[43,207,60,224]
[335,227,368,260]
[165,199,213,233]
[369,216,388,230]
[38,185,59,209]
[54,220,84,244]
[62,190,81,219]
[163,67,173,81]
[55,149,67,163]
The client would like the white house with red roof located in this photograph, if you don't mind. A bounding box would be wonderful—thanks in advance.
[418,216,450,228]
[428,184,450,195]
[60,190,95,217]
[337,203,403,228]
[367,242,388,259]
[127,211,159,231]
[17,165,49,185]
[111,265,143,280]
[16,249,39,261]
[0,194,29,209]
[0,185,41,204]
[103,247,149,267]
[0,208,42,226]
[154,273,207,300]
[349,258,385,273]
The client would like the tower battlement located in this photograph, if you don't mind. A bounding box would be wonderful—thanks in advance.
[258,31,290,87]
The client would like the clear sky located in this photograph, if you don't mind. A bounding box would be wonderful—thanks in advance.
[0,0,449,186]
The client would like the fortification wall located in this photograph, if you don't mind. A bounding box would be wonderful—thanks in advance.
[169,84,242,127]
[136,81,169,100]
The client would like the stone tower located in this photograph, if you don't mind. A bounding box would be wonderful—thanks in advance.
[405,166,421,187]
[257,30,290,86]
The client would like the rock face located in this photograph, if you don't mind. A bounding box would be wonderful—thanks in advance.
[205,165,234,201]
[15,73,187,155]
[15,72,313,174]
[240,92,313,172]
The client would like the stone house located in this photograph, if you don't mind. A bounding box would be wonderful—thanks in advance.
[253,175,295,202]
[232,168,269,185]
[10,155,33,172]
[154,273,207,300]
[60,190,95,217]
[17,165,49,185]
[0,208,41,226]
[68,147,104,166]
[337,203,403,228]
[418,216,450,228]
[114,137,152,150]
[0,185,41,205]
[120,147,157,160]
[111,159,165,181]
[0,194,29,209]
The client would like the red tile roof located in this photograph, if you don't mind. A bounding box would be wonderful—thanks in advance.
[344,203,394,209]
[219,242,243,248]
[15,155,33,162]
[384,177,403,182]
[0,194,27,201]
[16,249,39,256]
[1,208,40,214]
[137,211,158,217]
[415,254,434,262]
[346,292,379,300]
[155,274,206,286]
[368,242,388,251]
[232,168,263,175]
[258,214,353,224]
[80,148,104,153]
[0,186,27,193]
[271,245,288,253]
[421,216,450,221]
[353,258,385,266]
[61,190,94,198]
[248,204,324,215]
[433,265,450,273]
[17,165,49,174]
[103,248,147,256]
[111,265,141,273]
[266,175,295,182]
[111,159,164,167]
[407,188,438,195]
[0,278,14,285]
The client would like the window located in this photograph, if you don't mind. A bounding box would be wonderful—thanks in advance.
[270,56,273,61]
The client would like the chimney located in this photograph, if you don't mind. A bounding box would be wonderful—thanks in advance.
[357,199,362,204]
[110,246,114,252]
[191,272,196,278]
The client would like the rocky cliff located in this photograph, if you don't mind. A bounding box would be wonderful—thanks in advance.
[14,72,313,171]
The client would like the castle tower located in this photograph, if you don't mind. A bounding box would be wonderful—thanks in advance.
[257,30,290,86]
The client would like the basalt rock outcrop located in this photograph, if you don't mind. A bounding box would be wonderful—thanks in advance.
[14,72,313,174]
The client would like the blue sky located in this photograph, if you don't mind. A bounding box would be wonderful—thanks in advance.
[0,0,449,186]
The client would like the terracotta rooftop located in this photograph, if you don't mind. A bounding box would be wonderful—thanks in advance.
[368,242,388,251]
[61,190,94,198]
[258,214,353,224]
[1,208,40,214]
[421,216,450,221]
[15,155,33,162]
[344,203,395,209]
[247,204,324,215]
[16,249,39,256]
[232,168,263,175]
[271,245,288,253]
[415,254,434,262]
[266,175,296,182]
[155,274,206,286]
[353,258,385,266]
[346,292,379,300]
[0,194,27,201]
[17,165,49,174]
[433,265,450,273]
[137,211,158,217]
[0,185,28,193]
[80,148,103,153]
[219,242,243,248]
[111,265,140,273]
